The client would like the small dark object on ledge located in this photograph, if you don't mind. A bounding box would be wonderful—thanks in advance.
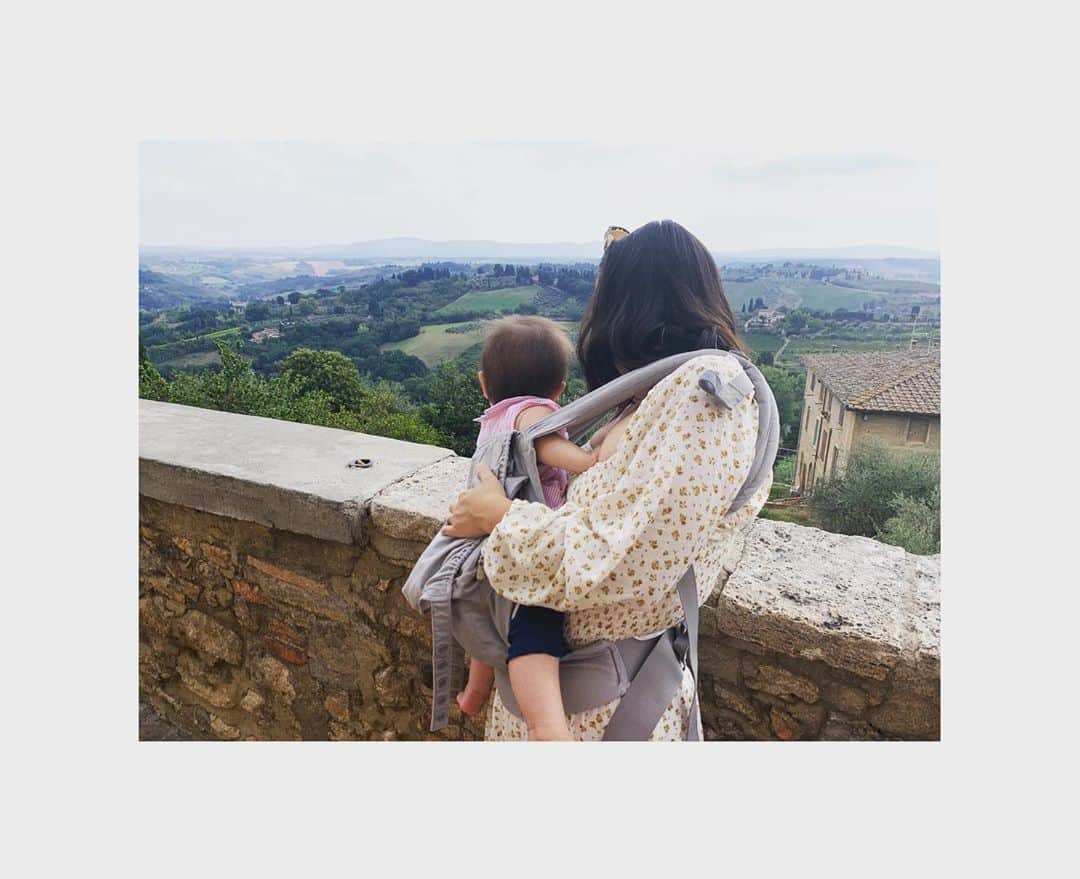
[347,458,373,469]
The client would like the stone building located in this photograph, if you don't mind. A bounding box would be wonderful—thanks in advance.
[794,350,940,495]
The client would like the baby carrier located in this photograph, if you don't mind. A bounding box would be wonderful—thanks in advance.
[402,349,780,740]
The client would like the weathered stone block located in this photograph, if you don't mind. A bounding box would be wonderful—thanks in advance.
[176,653,240,709]
[266,637,307,666]
[251,655,296,701]
[867,694,939,739]
[769,707,801,740]
[244,556,348,622]
[374,666,414,709]
[179,609,243,665]
[210,714,241,740]
[307,619,389,695]
[713,683,760,721]
[744,663,820,703]
[324,690,351,722]
[240,689,265,712]
[825,682,871,717]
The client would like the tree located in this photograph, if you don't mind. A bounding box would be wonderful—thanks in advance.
[298,298,318,316]
[759,364,802,444]
[287,291,302,305]
[809,441,939,550]
[245,301,271,321]
[276,296,285,306]
[421,360,488,455]
[138,346,169,401]
[280,348,364,411]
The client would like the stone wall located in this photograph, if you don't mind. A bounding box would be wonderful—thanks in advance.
[139,400,940,741]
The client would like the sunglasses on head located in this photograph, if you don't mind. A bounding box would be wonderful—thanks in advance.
[603,225,630,250]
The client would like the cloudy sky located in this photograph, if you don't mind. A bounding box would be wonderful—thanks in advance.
[139,142,938,253]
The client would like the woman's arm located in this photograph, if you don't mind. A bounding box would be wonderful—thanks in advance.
[478,355,759,613]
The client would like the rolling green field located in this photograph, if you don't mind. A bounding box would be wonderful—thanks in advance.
[158,350,222,371]
[742,332,784,358]
[725,280,780,311]
[787,281,877,312]
[433,285,540,317]
[384,319,577,366]
[726,279,877,312]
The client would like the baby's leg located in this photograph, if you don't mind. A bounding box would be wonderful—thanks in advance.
[456,658,494,717]
[507,604,571,741]
[508,654,572,741]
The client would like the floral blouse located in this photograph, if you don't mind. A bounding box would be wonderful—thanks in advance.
[480,353,771,741]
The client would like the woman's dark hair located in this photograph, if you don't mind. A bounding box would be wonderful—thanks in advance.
[576,219,745,390]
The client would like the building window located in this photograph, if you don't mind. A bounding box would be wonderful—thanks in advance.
[805,406,811,431]
[839,404,846,426]
[810,374,816,391]
[906,416,931,443]
[813,418,821,447]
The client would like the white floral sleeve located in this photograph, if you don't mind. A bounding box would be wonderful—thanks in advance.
[482,354,759,618]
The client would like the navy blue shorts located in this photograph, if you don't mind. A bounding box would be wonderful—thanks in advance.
[507,604,567,662]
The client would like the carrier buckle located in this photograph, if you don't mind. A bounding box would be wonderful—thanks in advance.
[672,621,690,669]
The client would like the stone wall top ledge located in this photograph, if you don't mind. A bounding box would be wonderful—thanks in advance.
[139,400,454,544]
[720,519,940,680]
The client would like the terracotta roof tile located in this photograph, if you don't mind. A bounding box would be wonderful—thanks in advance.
[801,350,940,415]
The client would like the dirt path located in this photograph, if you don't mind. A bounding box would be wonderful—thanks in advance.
[774,336,791,364]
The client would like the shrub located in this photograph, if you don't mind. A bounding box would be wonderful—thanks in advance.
[141,340,450,449]
[809,441,939,548]
[879,486,940,555]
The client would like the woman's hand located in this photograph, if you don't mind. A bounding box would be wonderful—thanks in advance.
[442,464,512,538]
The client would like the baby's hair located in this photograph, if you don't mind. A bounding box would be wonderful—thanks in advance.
[480,315,573,403]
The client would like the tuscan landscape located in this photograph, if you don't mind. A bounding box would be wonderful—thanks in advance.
[139,240,941,556]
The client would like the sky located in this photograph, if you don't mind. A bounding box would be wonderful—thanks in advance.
[139,142,939,253]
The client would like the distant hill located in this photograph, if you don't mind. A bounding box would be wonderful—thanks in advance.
[298,237,602,261]
[138,269,222,309]
[718,245,938,261]
[142,239,937,264]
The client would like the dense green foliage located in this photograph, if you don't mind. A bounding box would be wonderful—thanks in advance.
[280,348,365,411]
[759,364,803,446]
[878,486,941,556]
[141,341,447,446]
[808,442,940,554]
[416,361,489,456]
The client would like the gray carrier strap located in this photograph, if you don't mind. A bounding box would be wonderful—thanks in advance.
[698,352,779,515]
[520,348,734,445]
[423,541,477,730]
[602,567,701,741]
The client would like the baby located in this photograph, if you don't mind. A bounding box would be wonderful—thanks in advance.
[454,315,598,741]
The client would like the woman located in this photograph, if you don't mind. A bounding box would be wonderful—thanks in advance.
[442,220,772,740]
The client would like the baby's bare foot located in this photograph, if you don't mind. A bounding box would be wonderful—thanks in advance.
[456,687,489,717]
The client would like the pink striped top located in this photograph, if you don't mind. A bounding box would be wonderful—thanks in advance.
[475,395,569,509]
